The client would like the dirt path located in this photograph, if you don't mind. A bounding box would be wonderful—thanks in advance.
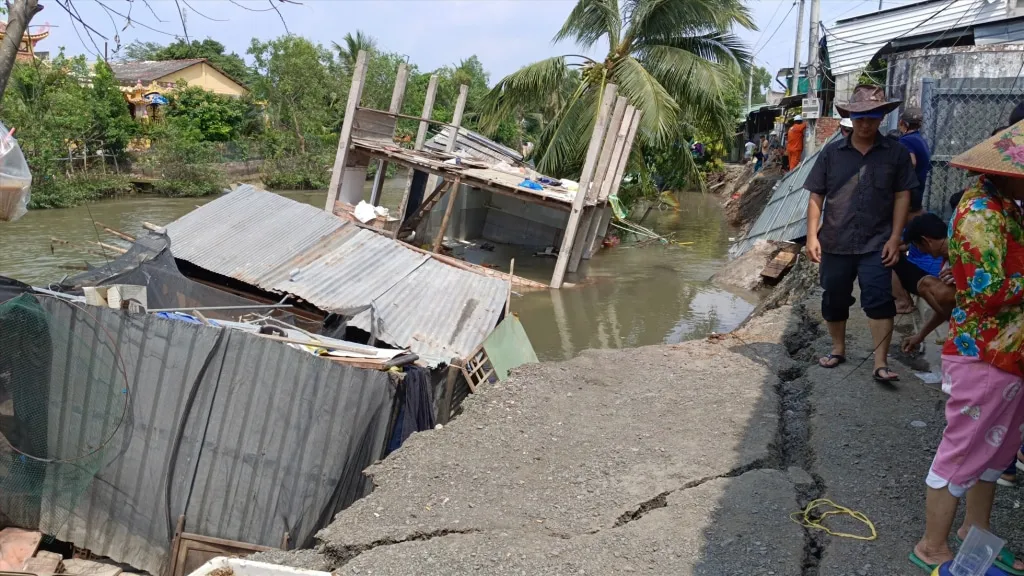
[257,260,1024,575]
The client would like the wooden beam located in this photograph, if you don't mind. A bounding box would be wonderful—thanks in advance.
[438,361,460,425]
[424,84,468,201]
[370,63,409,206]
[570,96,628,272]
[432,177,461,253]
[550,83,617,288]
[602,108,643,203]
[325,49,369,211]
[393,74,438,237]
[584,104,636,260]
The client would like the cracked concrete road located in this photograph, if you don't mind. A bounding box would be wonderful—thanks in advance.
[257,260,1024,576]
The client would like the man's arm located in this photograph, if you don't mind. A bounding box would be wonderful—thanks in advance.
[883,190,911,266]
[806,193,825,263]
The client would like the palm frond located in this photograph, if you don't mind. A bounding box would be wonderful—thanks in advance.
[553,0,623,50]
[479,56,570,134]
[609,56,679,147]
[637,44,733,135]
[624,0,754,49]
[652,31,749,69]
[534,84,598,177]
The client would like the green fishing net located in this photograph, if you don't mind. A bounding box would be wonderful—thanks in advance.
[0,293,128,536]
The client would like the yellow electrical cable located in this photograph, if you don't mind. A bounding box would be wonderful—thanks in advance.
[790,499,877,541]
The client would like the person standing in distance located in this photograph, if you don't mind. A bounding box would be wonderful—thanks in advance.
[804,85,919,383]
[787,114,807,170]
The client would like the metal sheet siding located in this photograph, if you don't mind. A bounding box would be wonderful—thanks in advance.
[163,187,506,359]
[40,298,392,576]
[285,228,430,313]
[350,259,508,361]
[729,145,823,257]
[826,0,1011,75]
[165,186,346,289]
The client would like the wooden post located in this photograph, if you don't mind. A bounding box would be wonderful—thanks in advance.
[594,108,643,249]
[370,63,409,206]
[432,177,461,253]
[424,84,469,207]
[392,74,438,237]
[569,96,628,272]
[505,258,515,315]
[325,50,369,212]
[583,104,636,260]
[550,83,617,288]
[438,361,460,425]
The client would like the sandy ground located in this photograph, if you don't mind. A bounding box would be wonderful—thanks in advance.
[255,259,1024,575]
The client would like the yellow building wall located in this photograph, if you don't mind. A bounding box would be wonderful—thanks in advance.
[157,62,246,97]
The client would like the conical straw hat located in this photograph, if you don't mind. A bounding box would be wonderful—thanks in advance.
[950,120,1024,178]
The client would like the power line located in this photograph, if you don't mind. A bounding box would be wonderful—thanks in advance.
[754,1,797,55]
[751,0,786,52]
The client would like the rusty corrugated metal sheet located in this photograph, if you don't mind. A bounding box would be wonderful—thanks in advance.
[164,186,507,360]
[826,0,1012,76]
[351,258,509,361]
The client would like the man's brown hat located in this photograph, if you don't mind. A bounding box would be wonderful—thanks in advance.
[835,84,902,118]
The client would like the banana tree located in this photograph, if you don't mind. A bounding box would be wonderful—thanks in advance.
[480,0,753,182]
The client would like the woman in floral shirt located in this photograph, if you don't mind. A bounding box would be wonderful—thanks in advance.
[912,121,1024,573]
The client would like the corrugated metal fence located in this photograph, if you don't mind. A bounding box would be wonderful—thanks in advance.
[38,297,394,575]
[920,76,1023,217]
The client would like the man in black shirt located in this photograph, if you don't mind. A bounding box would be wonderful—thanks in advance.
[804,85,918,383]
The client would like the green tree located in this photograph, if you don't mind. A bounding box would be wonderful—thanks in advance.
[90,61,137,157]
[165,84,252,142]
[480,0,753,179]
[122,38,252,85]
[121,40,163,61]
[333,30,378,76]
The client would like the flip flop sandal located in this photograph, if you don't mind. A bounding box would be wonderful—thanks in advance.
[954,535,1024,575]
[819,353,846,368]
[873,367,900,383]
[909,551,938,573]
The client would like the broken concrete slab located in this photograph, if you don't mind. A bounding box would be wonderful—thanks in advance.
[338,469,806,576]
[316,341,782,564]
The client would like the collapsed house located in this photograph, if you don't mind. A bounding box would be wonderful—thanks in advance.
[325,53,642,288]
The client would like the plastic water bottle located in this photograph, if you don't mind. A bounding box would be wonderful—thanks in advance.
[931,527,1007,576]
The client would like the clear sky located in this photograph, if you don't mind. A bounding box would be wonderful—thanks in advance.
[35,0,922,88]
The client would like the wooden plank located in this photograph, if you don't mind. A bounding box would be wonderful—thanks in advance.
[370,63,409,206]
[352,108,400,143]
[598,104,636,201]
[761,250,799,280]
[424,84,468,203]
[393,74,439,237]
[505,259,514,315]
[63,559,121,576]
[551,83,618,288]
[432,177,461,253]
[398,179,451,236]
[22,550,63,574]
[438,362,459,425]
[325,49,369,211]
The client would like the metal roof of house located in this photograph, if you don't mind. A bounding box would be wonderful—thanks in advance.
[426,127,524,163]
[165,186,507,361]
[825,0,1013,75]
[109,58,205,83]
[729,137,835,257]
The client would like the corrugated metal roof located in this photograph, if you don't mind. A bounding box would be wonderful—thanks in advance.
[165,186,507,360]
[729,139,833,257]
[350,258,508,361]
[108,59,205,83]
[826,0,1012,75]
[426,127,524,163]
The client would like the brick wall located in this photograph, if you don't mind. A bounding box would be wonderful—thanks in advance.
[815,117,839,147]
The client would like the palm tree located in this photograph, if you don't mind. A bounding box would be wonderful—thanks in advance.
[480,0,753,179]
[332,30,378,75]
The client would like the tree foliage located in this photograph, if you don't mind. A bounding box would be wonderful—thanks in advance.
[481,0,753,182]
[121,38,252,85]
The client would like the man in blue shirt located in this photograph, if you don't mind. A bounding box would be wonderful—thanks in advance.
[898,109,931,216]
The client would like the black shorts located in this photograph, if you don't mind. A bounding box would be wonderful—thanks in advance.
[819,251,896,322]
[891,255,928,296]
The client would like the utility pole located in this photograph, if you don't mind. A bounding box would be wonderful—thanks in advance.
[791,0,806,96]
[879,0,884,9]
[806,0,821,153]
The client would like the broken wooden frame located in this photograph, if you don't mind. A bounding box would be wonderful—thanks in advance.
[167,515,281,576]
[324,51,642,289]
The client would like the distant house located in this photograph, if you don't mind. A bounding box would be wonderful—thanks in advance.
[108,58,248,121]
[108,58,247,97]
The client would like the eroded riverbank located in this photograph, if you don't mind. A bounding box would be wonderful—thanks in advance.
[254,257,1024,575]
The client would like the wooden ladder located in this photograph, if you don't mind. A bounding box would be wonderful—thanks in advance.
[398,179,452,237]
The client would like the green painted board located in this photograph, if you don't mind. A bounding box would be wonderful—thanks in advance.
[482,315,539,381]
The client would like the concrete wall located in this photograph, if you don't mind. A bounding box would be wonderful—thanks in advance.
[889,44,1024,109]
[420,186,570,249]
[159,62,248,97]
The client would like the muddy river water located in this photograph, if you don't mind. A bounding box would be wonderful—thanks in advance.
[0,180,754,361]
